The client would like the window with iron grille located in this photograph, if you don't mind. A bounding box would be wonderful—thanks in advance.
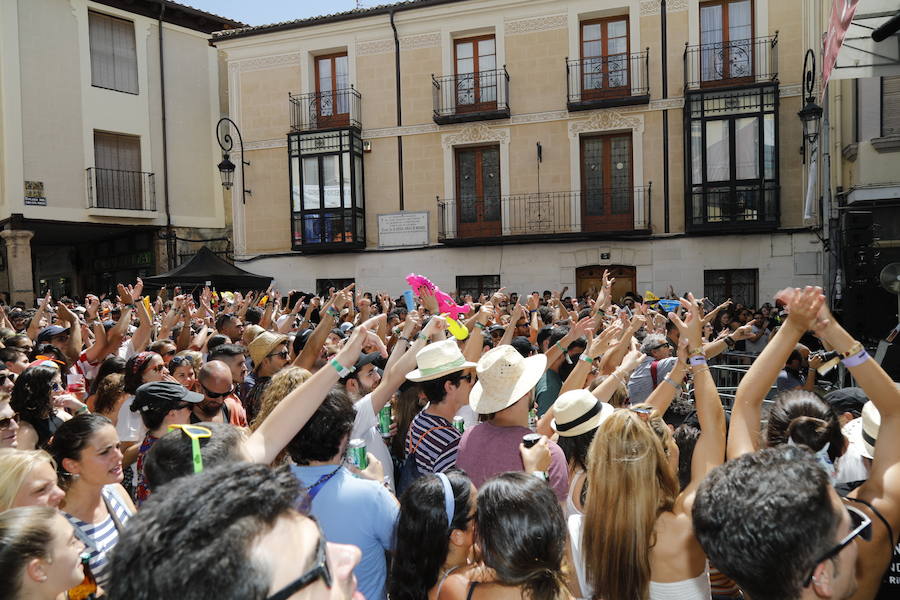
[316,279,355,298]
[685,86,778,230]
[882,75,900,137]
[704,269,758,307]
[88,11,138,94]
[456,275,500,301]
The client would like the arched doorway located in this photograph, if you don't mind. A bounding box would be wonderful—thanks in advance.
[576,265,636,302]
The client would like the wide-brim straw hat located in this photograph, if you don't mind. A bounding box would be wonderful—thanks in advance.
[248,331,289,367]
[469,345,546,414]
[551,389,615,437]
[406,339,477,382]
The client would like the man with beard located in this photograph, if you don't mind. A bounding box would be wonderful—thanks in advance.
[193,361,247,427]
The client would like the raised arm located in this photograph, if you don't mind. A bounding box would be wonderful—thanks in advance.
[559,325,619,395]
[726,287,825,460]
[674,294,726,510]
[245,321,382,465]
[27,292,51,342]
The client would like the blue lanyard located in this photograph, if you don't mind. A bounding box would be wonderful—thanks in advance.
[306,466,342,501]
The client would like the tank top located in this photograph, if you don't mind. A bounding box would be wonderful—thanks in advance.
[845,496,900,599]
[566,469,585,519]
[434,565,460,599]
[64,485,133,588]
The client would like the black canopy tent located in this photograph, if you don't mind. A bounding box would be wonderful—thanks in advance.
[142,247,273,291]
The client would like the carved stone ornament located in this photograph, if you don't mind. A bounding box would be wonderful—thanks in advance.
[640,0,688,16]
[232,53,302,73]
[442,123,510,147]
[504,14,568,36]
[568,110,644,137]
[400,32,441,50]
[357,39,395,56]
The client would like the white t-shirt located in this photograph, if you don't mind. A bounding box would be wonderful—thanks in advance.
[352,394,395,493]
[455,404,478,430]
[115,395,146,443]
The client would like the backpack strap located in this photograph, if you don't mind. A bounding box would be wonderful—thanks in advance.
[407,425,453,456]
[650,360,660,388]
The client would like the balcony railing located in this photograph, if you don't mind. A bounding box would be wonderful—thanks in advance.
[566,51,650,111]
[86,168,156,211]
[684,34,778,91]
[437,187,650,242]
[432,67,510,125]
[687,183,779,231]
[290,87,361,132]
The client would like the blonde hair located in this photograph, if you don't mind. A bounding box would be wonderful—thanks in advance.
[0,449,57,511]
[581,407,679,600]
[250,367,312,464]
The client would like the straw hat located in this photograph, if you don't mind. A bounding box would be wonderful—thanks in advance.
[469,345,546,414]
[551,389,615,437]
[248,331,288,367]
[406,339,477,382]
[848,400,881,460]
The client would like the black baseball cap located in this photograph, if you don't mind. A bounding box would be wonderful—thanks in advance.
[131,381,203,413]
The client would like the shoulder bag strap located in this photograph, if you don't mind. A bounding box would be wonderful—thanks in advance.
[408,425,453,456]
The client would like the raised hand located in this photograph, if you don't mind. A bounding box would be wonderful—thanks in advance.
[777,286,825,334]
[668,292,703,350]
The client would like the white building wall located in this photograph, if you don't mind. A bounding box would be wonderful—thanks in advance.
[240,232,822,303]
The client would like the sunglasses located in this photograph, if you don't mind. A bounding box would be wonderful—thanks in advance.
[201,383,234,399]
[0,373,16,386]
[265,519,332,600]
[649,343,671,351]
[50,382,64,393]
[163,349,177,357]
[267,350,289,360]
[0,412,19,430]
[169,356,192,368]
[803,503,872,586]
[459,373,475,384]
[151,364,167,373]
[168,424,212,473]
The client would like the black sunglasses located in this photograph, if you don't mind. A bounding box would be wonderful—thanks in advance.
[265,520,332,600]
[267,350,289,360]
[0,412,19,430]
[0,373,16,386]
[803,503,872,587]
[169,356,192,368]
[201,383,234,399]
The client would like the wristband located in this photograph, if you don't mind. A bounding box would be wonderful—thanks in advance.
[841,341,864,358]
[329,359,355,378]
[529,309,538,315]
[325,306,339,319]
[123,303,135,310]
[555,341,568,354]
[530,471,548,481]
[417,332,429,341]
[398,336,411,343]
[474,322,486,329]
[724,336,736,349]
[578,353,594,365]
[841,349,870,368]
[76,404,90,414]
[662,377,682,390]
[689,355,707,366]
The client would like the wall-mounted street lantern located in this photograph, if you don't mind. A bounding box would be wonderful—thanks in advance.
[216,117,251,203]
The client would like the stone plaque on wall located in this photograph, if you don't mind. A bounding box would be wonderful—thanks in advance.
[24,181,46,206]
[378,211,429,248]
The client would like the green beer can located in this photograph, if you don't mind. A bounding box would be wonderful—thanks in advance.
[347,438,368,470]
[378,403,392,438]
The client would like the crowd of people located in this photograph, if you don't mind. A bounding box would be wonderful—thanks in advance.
[0,272,897,600]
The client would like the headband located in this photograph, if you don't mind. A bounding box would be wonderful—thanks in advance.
[435,472,455,527]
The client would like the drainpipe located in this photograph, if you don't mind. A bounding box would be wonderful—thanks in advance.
[158,1,175,269]
[661,0,670,233]
[390,9,404,210]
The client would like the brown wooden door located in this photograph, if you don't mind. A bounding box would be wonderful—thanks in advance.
[454,36,497,113]
[580,134,633,232]
[456,145,500,238]
[315,53,350,128]
[699,0,754,85]
[581,17,630,99]
[577,265,636,302]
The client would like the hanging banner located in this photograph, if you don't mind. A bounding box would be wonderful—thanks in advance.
[821,0,862,98]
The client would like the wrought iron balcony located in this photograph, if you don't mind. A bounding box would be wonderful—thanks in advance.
[432,67,510,125]
[86,168,156,211]
[437,187,650,243]
[684,34,778,91]
[290,87,361,132]
[687,183,779,231]
[566,51,650,111]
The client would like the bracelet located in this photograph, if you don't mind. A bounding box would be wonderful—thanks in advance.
[689,355,707,366]
[841,341,864,359]
[530,471,548,481]
[123,304,135,310]
[662,377,682,390]
[611,370,626,385]
[398,336,411,343]
[474,321,486,329]
[555,341,568,354]
[529,309,538,315]
[724,336,736,349]
[578,353,594,365]
[688,346,704,357]
[329,358,355,378]
[841,349,870,368]
[76,404,90,414]
[417,332,428,341]
[325,306,339,319]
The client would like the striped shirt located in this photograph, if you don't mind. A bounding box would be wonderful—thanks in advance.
[64,485,133,588]
[405,410,460,474]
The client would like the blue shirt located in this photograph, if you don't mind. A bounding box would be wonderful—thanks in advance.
[291,465,398,600]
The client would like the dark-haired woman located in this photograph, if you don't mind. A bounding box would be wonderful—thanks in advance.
[0,505,87,600]
[389,470,477,600]
[115,352,169,447]
[11,363,88,450]
[85,356,126,411]
[464,472,571,600]
[48,413,135,588]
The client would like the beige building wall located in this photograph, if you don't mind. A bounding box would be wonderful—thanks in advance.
[216,0,820,299]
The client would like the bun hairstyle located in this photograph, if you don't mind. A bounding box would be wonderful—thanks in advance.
[47,413,113,484]
[767,390,844,462]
